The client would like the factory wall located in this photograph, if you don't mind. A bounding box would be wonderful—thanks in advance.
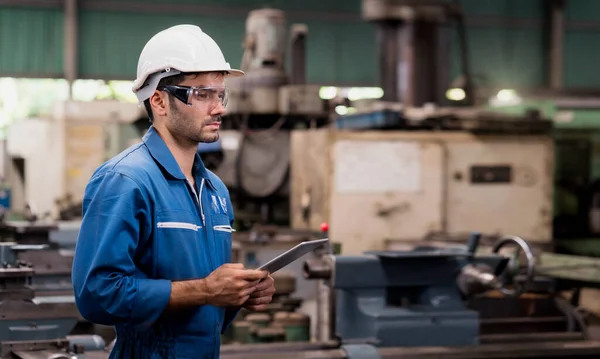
[0,0,598,89]
[0,7,64,78]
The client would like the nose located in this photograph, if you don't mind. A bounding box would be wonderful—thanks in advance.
[210,101,226,116]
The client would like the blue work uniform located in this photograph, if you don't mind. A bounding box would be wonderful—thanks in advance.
[72,126,238,358]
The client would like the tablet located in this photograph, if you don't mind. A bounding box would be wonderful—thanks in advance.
[258,238,330,274]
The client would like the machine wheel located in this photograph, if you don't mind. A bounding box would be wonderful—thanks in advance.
[492,235,536,297]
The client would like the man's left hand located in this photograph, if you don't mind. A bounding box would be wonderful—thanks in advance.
[243,275,275,312]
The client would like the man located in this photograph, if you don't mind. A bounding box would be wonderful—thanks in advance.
[71,24,276,358]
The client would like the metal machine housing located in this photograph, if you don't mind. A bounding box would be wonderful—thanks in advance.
[291,128,554,254]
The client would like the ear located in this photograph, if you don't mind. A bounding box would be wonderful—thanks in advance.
[149,91,169,117]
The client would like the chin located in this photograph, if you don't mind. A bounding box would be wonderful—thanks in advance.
[199,133,219,143]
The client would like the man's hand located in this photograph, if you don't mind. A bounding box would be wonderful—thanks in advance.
[204,263,268,307]
[243,275,276,312]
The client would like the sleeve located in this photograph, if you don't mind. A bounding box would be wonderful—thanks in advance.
[222,189,240,333]
[71,171,172,329]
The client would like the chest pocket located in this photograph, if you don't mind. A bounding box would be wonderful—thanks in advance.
[211,214,234,264]
[155,209,208,279]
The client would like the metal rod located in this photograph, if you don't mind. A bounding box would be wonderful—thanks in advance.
[451,1,474,105]
[377,21,401,102]
[317,278,333,341]
[303,258,331,280]
[220,341,340,355]
[480,332,585,344]
[221,340,600,359]
[549,0,566,89]
[377,340,600,358]
[63,0,78,99]
[289,24,308,85]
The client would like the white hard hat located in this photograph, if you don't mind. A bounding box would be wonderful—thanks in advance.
[132,24,244,103]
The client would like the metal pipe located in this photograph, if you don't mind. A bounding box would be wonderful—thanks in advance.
[377,21,402,102]
[303,258,332,280]
[221,349,346,359]
[303,256,334,341]
[549,0,566,89]
[317,278,333,342]
[64,0,78,99]
[380,340,600,358]
[480,332,586,344]
[220,341,340,355]
[451,1,474,105]
[221,339,600,359]
[289,24,308,85]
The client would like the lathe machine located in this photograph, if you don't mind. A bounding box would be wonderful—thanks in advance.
[0,241,109,359]
[221,234,600,359]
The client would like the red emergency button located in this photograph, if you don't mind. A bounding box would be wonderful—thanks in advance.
[320,222,329,233]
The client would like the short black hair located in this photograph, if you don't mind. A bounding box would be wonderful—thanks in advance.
[143,73,188,122]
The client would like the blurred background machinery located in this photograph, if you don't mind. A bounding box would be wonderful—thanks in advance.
[198,8,331,229]
[5,100,145,221]
[221,234,600,358]
[5,0,600,358]
[0,242,109,359]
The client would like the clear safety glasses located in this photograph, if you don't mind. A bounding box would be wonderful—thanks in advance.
[159,85,229,110]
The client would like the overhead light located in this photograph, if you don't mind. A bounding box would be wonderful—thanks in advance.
[319,86,338,100]
[489,89,522,107]
[335,105,348,115]
[446,88,466,101]
[346,87,384,101]
[496,89,519,102]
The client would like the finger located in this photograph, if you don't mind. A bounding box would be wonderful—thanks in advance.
[240,286,258,297]
[240,269,269,281]
[237,280,259,290]
[245,296,272,306]
[245,304,268,312]
[254,277,274,291]
[223,263,244,269]
[252,288,275,299]
[236,295,250,306]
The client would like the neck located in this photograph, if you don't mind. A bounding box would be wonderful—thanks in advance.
[153,124,197,180]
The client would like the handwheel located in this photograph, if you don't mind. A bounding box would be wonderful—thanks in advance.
[492,235,536,297]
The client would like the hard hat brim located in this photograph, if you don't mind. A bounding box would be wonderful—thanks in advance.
[132,67,244,104]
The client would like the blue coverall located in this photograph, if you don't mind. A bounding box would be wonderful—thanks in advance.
[72,126,238,358]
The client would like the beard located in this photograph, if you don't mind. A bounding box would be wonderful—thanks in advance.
[168,101,221,145]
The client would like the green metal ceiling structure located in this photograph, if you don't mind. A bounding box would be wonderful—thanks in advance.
[0,0,599,89]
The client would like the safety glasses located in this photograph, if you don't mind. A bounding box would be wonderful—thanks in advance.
[158,85,229,110]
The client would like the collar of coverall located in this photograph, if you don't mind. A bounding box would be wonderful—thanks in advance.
[143,125,215,190]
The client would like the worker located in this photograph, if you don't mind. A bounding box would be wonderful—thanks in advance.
[71,25,276,358]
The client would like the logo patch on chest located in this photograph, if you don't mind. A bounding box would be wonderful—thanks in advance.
[218,196,228,214]
[211,195,220,214]
[210,195,229,215]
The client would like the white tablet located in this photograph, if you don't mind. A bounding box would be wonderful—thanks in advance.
[258,238,330,274]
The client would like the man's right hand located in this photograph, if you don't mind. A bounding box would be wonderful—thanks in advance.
[204,263,268,307]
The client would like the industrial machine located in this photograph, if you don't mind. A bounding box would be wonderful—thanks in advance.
[221,234,600,358]
[487,97,600,257]
[0,216,74,298]
[197,8,330,229]
[361,0,473,107]
[0,241,108,359]
[6,99,145,219]
[0,213,115,344]
[302,233,536,348]
[282,0,556,255]
[290,110,555,255]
